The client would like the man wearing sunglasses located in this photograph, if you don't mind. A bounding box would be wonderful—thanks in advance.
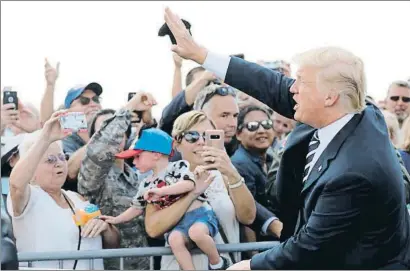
[385,80,410,127]
[61,82,103,191]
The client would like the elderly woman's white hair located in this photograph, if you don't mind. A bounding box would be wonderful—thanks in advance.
[18,129,62,159]
[292,46,366,113]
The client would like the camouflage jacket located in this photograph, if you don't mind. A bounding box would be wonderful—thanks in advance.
[78,109,149,270]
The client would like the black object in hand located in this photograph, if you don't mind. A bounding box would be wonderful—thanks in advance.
[158,19,192,45]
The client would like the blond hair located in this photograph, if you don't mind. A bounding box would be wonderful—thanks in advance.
[382,110,401,147]
[293,46,366,113]
[172,110,215,140]
[401,116,410,152]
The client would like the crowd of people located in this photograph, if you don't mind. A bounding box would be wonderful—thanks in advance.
[2,8,410,271]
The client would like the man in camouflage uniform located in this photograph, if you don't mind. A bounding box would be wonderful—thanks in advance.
[78,92,156,270]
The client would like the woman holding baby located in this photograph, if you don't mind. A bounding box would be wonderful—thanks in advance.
[145,110,257,270]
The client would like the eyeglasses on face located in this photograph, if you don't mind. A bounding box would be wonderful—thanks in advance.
[239,119,273,132]
[390,96,410,103]
[45,153,67,164]
[177,131,206,144]
[201,87,236,109]
[77,95,101,106]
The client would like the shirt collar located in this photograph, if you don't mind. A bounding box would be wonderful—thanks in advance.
[317,113,355,145]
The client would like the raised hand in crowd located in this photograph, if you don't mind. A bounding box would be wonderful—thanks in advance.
[0,102,19,134]
[171,53,184,98]
[45,58,60,85]
[40,58,60,124]
[164,7,208,64]
[124,91,157,112]
[42,110,72,143]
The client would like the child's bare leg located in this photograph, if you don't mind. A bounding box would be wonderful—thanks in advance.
[168,230,195,270]
[188,223,220,265]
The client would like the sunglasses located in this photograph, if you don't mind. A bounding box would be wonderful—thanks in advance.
[390,96,410,103]
[239,119,273,132]
[177,131,206,144]
[201,87,236,109]
[77,95,101,106]
[45,153,67,164]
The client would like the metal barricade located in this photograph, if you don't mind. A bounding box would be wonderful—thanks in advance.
[18,241,278,270]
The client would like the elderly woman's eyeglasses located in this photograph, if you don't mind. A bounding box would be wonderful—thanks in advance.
[45,154,67,164]
[239,119,273,132]
[201,87,236,109]
[177,131,206,144]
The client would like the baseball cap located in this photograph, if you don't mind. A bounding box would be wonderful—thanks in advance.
[64,82,103,109]
[116,128,174,159]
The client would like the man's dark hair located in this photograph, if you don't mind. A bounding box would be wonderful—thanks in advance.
[88,109,132,140]
[237,105,272,132]
[185,66,205,87]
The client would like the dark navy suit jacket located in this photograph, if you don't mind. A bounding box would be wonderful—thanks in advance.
[224,57,410,269]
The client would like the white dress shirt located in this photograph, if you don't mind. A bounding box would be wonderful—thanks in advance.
[202,51,231,81]
[305,113,355,180]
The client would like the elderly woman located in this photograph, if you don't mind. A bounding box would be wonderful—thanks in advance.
[6,111,120,270]
[145,110,257,270]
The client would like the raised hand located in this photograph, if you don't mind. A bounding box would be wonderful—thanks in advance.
[44,58,60,85]
[41,110,71,143]
[1,103,19,131]
[164,7,208,64]
[125,91,157,112]
[173,53,183,68]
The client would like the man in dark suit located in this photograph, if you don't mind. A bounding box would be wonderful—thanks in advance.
[164,7,410,269]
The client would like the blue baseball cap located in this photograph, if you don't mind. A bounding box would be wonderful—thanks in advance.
[115,128,174,159]
[64,82,103,109]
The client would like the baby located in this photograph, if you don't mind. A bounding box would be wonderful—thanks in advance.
[100,128,229,270]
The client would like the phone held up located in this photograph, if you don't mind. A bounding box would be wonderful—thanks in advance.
[59,112,87,133]
[3,87,18,110]
[204,130,225,170]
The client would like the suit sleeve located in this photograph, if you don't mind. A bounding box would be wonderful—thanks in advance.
[225,57,296,119]
[250,173,372,270]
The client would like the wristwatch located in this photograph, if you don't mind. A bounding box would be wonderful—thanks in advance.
[228,177,245,189]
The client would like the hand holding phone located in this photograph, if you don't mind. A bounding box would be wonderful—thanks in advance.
[3,87,18,110]
[59,112,88,133]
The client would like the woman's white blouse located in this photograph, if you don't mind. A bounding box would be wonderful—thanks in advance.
[7,185,104,270]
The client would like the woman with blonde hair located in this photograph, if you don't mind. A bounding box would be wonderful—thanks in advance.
[145,110,257,270]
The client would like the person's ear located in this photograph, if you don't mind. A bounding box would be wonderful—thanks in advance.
[324,90,339,107]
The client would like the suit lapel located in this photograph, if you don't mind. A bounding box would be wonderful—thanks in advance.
[301,112,364,194]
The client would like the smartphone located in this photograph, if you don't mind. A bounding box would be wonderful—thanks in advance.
[128,92,137,101]
[59,112,87,133]
[205,130,225,150]
[3,87,18,110]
